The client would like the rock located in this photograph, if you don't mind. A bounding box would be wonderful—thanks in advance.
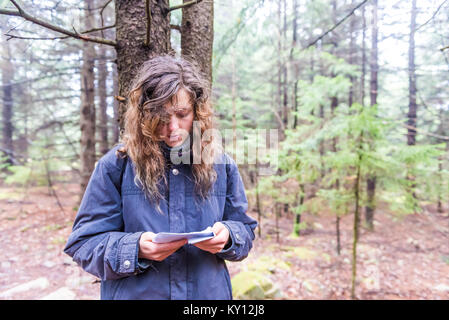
[302,280,319,293]
[232,271,275,300]
[0,277,49,298]
[313,222,323,230]
[40,287,76,300]
[282,246,318,260]
[434,284,449,292]
[42,261,56,268]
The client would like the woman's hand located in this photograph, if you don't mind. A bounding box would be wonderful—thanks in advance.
[138,232,187,262]
[193,222,230,254]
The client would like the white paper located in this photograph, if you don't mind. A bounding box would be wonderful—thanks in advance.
[152,227,215,244]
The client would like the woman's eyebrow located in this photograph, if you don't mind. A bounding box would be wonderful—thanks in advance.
[174,106,192,111]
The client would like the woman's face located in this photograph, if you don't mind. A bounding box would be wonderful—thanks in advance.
[157,88,195,147]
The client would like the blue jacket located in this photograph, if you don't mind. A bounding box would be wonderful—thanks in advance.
[63,144,257,300]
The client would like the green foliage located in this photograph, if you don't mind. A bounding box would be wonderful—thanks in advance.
[4,158,70,187]
[4,165,33,187]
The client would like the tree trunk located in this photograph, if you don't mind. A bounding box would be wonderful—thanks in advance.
[1,37,14,166]
[292,0,299,129]
[80,0,97,198]
[97,45,109,156]
[112,62,120,144]
[348,0,356,107]
[282,0,288,130]
[407,0,418,204]
[181,0,214,88]
[365,0,378,231]
[351,132,364,300]
[115,0,172,133]
[361,4,366,106]
[407,0,418,146]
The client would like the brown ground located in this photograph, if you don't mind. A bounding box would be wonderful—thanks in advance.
[0,181,448,300]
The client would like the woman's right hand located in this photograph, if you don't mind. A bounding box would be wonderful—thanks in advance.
[138,232,187,262]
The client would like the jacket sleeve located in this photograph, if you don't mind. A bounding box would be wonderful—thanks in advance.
[63,156,150,281]
[217,155,258,261]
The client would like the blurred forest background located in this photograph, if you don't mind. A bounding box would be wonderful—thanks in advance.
[0,0,449,300]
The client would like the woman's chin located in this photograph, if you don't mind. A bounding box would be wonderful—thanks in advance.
[165,139,183,148]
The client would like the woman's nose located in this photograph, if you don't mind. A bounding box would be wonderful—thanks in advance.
[168,114,179,131]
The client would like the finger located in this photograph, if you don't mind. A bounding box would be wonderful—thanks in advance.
[212,222,225,234]
[154,238,188,250]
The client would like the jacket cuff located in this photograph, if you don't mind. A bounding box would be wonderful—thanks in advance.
[118,232,146,275]
[217,221,245,259]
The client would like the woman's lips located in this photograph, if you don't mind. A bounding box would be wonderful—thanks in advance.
[169,135,181,142]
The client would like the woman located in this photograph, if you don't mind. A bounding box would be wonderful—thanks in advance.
[64,55,257,300]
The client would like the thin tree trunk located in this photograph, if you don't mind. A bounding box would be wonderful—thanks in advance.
[80,0,97,198]
[275,203,280,243]
[230,0,237,159]
[348,0,355,107]
[293,184,305,237]
[112,62,120,144]
[277,0,284,141]
[282,0,288,130]
[1,38,14,166]
[407,0,418,147]
[365,0,378,231]
[351,132,364,300]
[361,4,366,106]
[97,45,109,156]
[292,0,299,129]
[407,0,418,204]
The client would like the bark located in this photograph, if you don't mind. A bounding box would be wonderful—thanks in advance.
[276,0,285,141]
[292,0,299,129]
[351,132,364,300]
[361,4,366,106]
[229,1,237,158]
[406,0,418,204]
[181,0,214,88]
[365,0,378,231]
[115,0,172,133]
[407,0,418,146]
[112,62,120,144]
[80,0,97,197]
[97,45,109,156]
[1,38,14,165]
[282,0,288,129]
[348,0,356,106]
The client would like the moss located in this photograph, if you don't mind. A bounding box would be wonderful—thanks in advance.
[232,255,288,299]
[232,271,272,300]
[282,246,318,260]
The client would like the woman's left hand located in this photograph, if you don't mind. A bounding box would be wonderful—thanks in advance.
[193,222,230,254]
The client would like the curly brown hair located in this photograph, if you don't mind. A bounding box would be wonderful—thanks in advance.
[117,55,219,211]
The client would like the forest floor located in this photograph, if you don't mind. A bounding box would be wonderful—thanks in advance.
[0,181,448,300]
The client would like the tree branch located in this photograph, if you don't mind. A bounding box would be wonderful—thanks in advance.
[1,0,116,47]
[5,24,115,41]
[0,8,20,16]
[170,24,181,32]
[144,0,151,46]
[305,0,370,49]
[416,0,449,32]
[168,0,203,12]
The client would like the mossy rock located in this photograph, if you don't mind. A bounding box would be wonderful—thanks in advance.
[232,271,273,300]
[247,255,291,274]
[282,246,318,260]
